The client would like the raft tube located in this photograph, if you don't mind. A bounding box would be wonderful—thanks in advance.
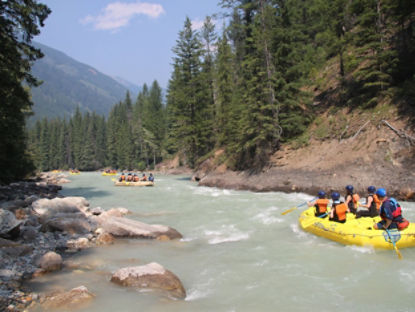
[114,181,154,187]
[299,207,415,249]
[102,172,117,176]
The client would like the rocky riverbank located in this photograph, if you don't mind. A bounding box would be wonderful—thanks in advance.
[192,120,415,202]
[0,172,185,311]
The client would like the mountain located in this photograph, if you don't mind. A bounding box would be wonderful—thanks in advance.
[29,42,140,122]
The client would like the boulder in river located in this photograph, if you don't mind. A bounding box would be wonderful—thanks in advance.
[110,262,186,299]
[0,209,22,239]
[39,285,95,310]
[33,197,97,234]
[32,197,90,216]
[36,251,62,272]
[96,215,182,240]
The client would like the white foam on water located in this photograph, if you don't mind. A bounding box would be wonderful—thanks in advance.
[185,278,214,301]
[253,206,283,225]
[205,224,250,245]
[290,223,310,239]
[346,245,375,255]
[253,259,269,267]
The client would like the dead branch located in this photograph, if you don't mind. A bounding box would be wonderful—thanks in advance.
[352,120,370,139]
[381,120,415,146]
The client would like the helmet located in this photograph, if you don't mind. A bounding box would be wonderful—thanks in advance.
[367,186,376,193]
[345,185,354,192]
[376,188,386,197]
[318,190,326,198]
[331,192,340,200]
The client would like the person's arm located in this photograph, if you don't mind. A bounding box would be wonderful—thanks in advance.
[307,200,316,207]
[383,218,392,229]
[345,195,351,205]
[362,197,373,209]
[330,206,334,218]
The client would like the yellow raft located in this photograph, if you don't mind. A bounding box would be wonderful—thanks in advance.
[299,207,415,249]
[102,172,117,176]
[114,181,154,187]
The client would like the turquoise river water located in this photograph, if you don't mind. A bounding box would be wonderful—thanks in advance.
[28,172,415,311]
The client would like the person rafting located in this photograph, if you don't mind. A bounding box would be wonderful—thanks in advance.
[356,186,380,218]
[329,192,349,223]
[344,185,360,214]
[141,173,147,181]
[148,173,154,182]
[307,190,329,217]
[119,172,126,182]
[373,188,410,231]
[127,173,133,182]
[133,174,139,182]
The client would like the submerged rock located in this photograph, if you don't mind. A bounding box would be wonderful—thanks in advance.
[36,251,62,272]
[110,262,186,299]
[39,286,95,310]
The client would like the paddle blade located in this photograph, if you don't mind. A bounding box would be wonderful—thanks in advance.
[394,246,403,260]
[281,207,297,215]
[111,178,116,182]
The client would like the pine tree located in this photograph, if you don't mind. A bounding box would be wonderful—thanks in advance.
[0,1,50,182]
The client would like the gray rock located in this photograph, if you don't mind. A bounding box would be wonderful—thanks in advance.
[110,263,186,299]
[95,215,182,240]
[39,286,95,310]
[36,251,62,272]
[0,209,22,239]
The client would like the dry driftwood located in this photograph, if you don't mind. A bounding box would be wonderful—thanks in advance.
[381,120,415,146]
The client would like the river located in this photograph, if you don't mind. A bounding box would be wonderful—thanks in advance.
[28,172,415,311]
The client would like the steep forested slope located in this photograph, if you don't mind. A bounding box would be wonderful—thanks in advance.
[30,42,138,122]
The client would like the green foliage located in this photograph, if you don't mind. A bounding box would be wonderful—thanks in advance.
[0,0,50,183]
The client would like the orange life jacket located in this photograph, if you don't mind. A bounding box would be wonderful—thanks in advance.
[333,202,348,221]
[141,176,147,181]
[120,174,125,181]
[133,176,139,182]
[315,199,330,214]
[372,194,381,211]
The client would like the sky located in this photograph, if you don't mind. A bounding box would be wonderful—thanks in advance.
[35,0,221,88]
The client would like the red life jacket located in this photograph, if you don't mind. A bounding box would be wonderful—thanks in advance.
[380,197,403,222]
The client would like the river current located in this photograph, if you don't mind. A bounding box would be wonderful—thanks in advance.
[28,172,415,311]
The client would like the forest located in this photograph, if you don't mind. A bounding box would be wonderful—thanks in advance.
[2,0,415,180]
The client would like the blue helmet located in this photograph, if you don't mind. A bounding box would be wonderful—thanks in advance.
[367,186,376,193]
[318,190,326,198]
[345,185,354,193]
[331,192,340,200]
[376,188,386,197]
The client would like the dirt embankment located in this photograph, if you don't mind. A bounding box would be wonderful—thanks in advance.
[192,116,415,201]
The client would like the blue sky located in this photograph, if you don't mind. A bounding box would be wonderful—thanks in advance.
[35,0,221,88]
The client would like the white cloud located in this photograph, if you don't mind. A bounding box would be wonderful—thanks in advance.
[191,18,205,31]
[80,1,165,31]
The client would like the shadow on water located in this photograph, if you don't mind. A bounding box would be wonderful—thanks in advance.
[174,177,192,181]
[61,187,111,198]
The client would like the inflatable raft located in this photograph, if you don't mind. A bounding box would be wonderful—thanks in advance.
[114,181,154,187]
[102,172,117,176]
[299,207,415,249]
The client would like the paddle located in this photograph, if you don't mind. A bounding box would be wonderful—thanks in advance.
[281,197,318,215]
[385,228,403,260]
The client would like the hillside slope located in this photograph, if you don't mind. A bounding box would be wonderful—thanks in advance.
[29,42,138,122]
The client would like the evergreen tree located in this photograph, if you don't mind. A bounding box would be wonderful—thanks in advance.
[0,0,50,182]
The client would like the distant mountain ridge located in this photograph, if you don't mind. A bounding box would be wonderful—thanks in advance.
[29,42,140,122]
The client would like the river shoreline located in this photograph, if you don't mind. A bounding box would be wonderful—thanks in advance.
[0,172,184,311]
[193,165,415,202]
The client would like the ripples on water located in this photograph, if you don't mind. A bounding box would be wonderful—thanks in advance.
[28,173,415,312]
